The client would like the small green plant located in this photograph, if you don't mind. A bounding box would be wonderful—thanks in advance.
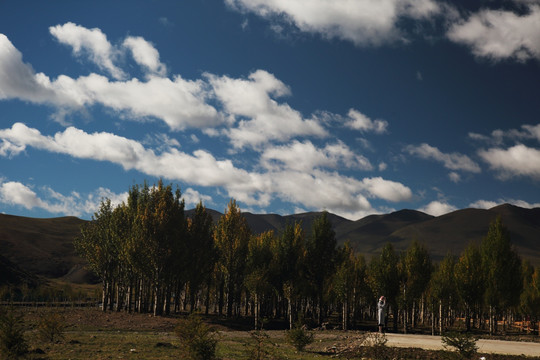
[363,332,392,360]
[37,312,66,343]
[244,329,284,360]
[285,325,314,352]
[0,307,28,359]
[175,314,218,360]
[441,331,478,360]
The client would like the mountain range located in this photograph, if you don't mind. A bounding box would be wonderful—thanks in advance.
[1,203,539,286]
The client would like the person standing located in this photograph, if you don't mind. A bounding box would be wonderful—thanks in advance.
[377,296,387,333]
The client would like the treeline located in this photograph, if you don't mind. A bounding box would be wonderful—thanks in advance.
[75,181,540,334]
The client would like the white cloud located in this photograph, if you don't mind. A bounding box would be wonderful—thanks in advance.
[207,70,328,148]
[225,0,441,46]
[49,22,126,79]
[361,177,412,202]
[448,172,461,183]
[469,198,540,209]
[447,5,540,61]
[182,188,213,208]
[0,32,222,129]
[261,140,372,172]
[345,109,388,134]
[478,144,540,179]
[0,181,45,210]
[0,34,64,105]
[0,180,127,217]
[419,200,457,216]
[0,123,413,220]
[469,199,499,209]
[405,143,481,173]
[123,36,167,77]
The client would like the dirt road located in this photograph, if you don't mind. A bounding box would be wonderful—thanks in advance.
[386,333,540,357]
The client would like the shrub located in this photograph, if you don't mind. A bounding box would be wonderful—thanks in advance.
[441,331,478,360]
[175,315,218,360]
[37,312,66,343]
[0,308,28,359]
[244,330,284,360]
[285,325,314,352]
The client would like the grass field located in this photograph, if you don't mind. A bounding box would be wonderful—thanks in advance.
[3,306,540,360]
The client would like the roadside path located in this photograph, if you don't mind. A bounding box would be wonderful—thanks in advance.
[385,333,540,357]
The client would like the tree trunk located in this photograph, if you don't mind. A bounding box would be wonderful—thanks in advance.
[342,298,348,331]
[254,293,259,330]
[288,297,293,329]
[489,306,493,336]
[431,303,435,336]
[439,300,443,335]
[101,281,109,312]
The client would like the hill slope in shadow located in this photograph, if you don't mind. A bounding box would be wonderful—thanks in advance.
[2,203,539,284]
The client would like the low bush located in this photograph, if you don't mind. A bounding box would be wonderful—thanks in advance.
[37,312,66,343]
[175,315,218,360]
[0,307,28,359]
[285,325,314,352]
[441,331,478,360]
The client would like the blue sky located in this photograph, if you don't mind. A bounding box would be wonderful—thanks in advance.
[0,0,539,220]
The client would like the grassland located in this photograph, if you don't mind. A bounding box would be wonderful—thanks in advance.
[2,306,538,360]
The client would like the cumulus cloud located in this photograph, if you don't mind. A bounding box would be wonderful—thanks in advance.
[447,5,540,61]
[0,180,127,217]
[448,172,461,183]
[0,32,221,129]
[261,140,372,172]
[469,123,540,147]
[478,144,540,179]
[0,34,65,105]
[50,22,126,79]
[207,70,328,148]
[0,123,412,220]
[182,188,213,208]
[345,109,388,134]
[225,0,441,46]
[123,36,167,77]
[469,198,540,209]
[419,200,457,216]
[405,143,481,173]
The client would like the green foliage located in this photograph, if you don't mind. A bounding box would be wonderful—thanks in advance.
[429,254,457,307]
[214,199,251,317]
[401,241,432,306]
[481,217,522,311]
[286,325,314,351]
[369,243,400,320]
[244,330,282,360]
[175,315,218,360]
[37,312,65,343]
[441,331,478,360]
[0,308,28,359]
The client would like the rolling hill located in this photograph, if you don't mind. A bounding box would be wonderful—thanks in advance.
[1,204,539,285]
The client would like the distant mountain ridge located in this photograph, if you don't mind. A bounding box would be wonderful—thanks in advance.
[1,203,539,285]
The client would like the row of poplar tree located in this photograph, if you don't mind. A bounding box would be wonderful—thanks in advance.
[75,181,540,334]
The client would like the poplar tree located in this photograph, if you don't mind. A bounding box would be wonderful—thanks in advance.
[305,211,337,325]
[400,241,432,331]
[521,266,540,335]
[369,243,400,332]
[245,231,274,329]
[333,242,368,330]
[274,222,306,329]
[186,201,216,313]
[455,243,484,331]
[214,199,250,317]
[429,254,457,335]
[480,217,522,334]
[75,199,119,312]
